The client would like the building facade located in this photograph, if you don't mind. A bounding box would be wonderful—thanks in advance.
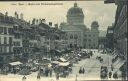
[60,3,99,49]
[105,0,127,80]
[106,25,114,51]
[0,13,14,65]
[105,0,127,59]
[0,12,40,64]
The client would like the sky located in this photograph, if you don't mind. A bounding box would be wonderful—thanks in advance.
[0,1,117,30]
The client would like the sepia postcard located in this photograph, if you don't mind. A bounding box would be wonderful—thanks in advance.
[0,0,127,81]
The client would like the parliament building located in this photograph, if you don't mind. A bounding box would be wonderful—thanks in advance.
[60,3,99,49]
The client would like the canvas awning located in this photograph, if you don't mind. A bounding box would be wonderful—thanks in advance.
[9,61,22,66]
[78,54,81,56]
[58,58,67,62]
[58,62,70,66]
[52,61,59,64]
[48,64,52,67]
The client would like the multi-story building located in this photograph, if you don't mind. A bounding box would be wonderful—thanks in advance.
[0,12,14,65]
[38,21,68,58]
[84,21,99,49]
[60,3,99,49]
[105,0,127,80]
[0,11,69,65]
[98,30,107,50]
[0,12,40,64]
[106,25,114,51]
[105,0,127,59]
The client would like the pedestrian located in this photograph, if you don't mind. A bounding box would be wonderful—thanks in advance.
[109,71,112,78]
[100,58,103,63]
[113,72,118,80]
[45,68,49,77]
[111,64,114,71]
[82,68,85,74]
[22,76,26,81]
[37,73,40,79]
[56,72,59,80]
[49,69,52,77]
[79,67,82,74]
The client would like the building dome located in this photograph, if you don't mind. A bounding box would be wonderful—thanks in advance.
[67,3,84,25]
[91,21,99,28]
[67,3,84,17]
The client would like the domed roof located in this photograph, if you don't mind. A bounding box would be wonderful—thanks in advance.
[92,21,98,25]
[91,21,99,27]
[67,3,84,17]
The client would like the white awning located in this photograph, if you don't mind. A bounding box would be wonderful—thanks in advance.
[56,50,61,53]
[9,61,22,66]
[78,54,81,56]
[48,64,52,67]
[58,62,70,66]
[52,61,59,64]
[59,58,67,62]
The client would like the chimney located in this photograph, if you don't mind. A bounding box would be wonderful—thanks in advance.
[54,24,58,29]
[20,13,23,20]
[14,12,17,18]
[14,12,19,19]
[28,20,31,25]
[5,12,8,16]
[39,19,42,24]
[17,14,19,19]
[49,22,52,26]
[42,19,46,23]
[32,18,36,25]
[36,19,39,25]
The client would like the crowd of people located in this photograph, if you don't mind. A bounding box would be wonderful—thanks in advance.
[79,67,85,74]
[99,51,120,80]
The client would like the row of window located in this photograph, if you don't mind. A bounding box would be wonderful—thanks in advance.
[0,47,32,54]
[14,34,21,39]
[29,42,37,47]
[0,27,13,35]
[0,26,37,40]
[84,34,96,37]
[0,16,14,24]
[13,42,21,46]
[0,46,12,53]
[70,35,78,39]
[84,39,98,42]
[0,36,38,47]
[0,37,13,45]
[0,40,39,47]
[84,44,97,49]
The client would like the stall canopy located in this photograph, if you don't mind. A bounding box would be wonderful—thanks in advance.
[58,62,70,66]
[52,61,59,64]
[9,61,22,66]
[48,63,52,67]
[52,61,70,66]
[58,58,67,62]
[78,54,81,56]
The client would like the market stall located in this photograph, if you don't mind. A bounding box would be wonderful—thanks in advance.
[52,58,71,78]
[9,61,23,74]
